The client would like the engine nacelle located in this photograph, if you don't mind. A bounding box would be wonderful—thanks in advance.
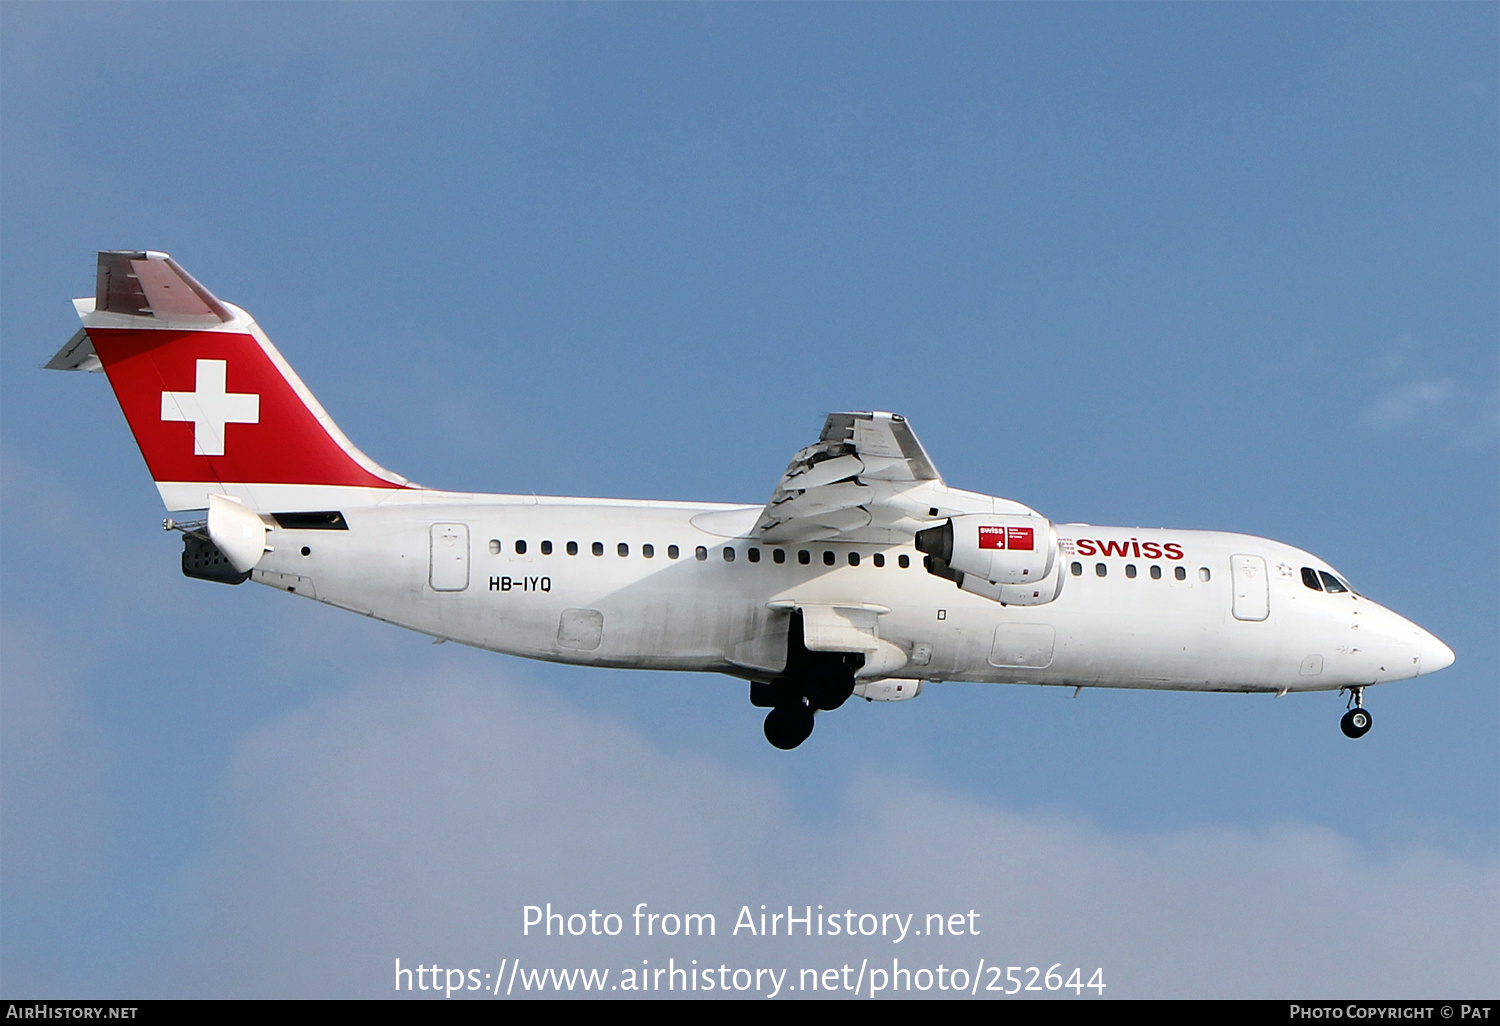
[958,562,1065,606]
[916,513,1058,585]
[853,679,925,702]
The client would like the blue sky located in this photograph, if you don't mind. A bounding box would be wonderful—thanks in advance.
[3,3,1496,998]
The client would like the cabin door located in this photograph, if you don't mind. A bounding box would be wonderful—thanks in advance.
[429,523,470,592]
[1230,554,1269,621]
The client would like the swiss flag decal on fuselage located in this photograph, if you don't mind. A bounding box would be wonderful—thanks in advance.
[978,525,1035,551]
[89,326,401,489]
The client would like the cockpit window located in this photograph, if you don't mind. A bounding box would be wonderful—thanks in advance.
[1319,570,1349,594]
[1301,567,1323,591]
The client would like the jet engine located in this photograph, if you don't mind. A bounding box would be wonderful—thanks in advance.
[915,513,1064,606]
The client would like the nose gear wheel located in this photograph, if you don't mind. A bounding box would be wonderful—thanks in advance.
[1339,686,1372,739]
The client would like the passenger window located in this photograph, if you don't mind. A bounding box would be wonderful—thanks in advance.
[1198,567,1211,582]
[823,551,836,566]
[488,539,501,555]
[799,550,811,565]
[1301,567,1323,591]
[618,542,629,557]
[848,552,860,567]
[1125,564,1137,579]
[642,543,654,559]
[773,549,786,564]
[724,547,736,562]
[873,553,885,567]
[668,544,679,559]
[515,540,527,555]
[898,554,910,568]
[748,547,761,563]
[592,542,604,557]
[541,540,553,555]
[566,541,579,556]
[1095,563,1107,577]
[1319,571,1348,594]
[1174,566,1186,581]
[695,546,708,561]
[1150,565,1162,580]
[1071,561,1083,576]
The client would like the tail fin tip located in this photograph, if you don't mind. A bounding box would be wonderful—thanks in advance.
[95,250,232,324]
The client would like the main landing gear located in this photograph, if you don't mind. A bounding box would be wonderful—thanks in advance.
[1339,686,1372,739]
[750,611,861,750]
[761,700,815,750]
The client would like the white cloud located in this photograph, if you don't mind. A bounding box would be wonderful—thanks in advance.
[1356,336,1498,446]
[0,621,115,901]
[1360,379,1456,429]
[151,671,1498,998]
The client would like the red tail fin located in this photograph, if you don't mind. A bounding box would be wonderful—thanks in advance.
[50,251,414,511]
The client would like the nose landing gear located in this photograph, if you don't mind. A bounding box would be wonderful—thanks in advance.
[1339,686,1372,739]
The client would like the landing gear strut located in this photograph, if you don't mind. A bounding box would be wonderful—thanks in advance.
[1339,686,1372,739]
[749,610,861,750]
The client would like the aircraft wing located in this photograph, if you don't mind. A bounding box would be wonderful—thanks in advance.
[752,412,950,543]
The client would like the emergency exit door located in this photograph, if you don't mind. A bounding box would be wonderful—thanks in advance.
[1231,554,1269,621]
[429,523,470,591]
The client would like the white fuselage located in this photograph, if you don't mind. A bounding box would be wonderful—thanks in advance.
[248,490,1440,696]
[50,252,1456,749]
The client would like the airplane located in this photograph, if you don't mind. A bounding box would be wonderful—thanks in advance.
[47,250,1456,749]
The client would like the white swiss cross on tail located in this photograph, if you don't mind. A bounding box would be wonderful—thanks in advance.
[160,359,260,456]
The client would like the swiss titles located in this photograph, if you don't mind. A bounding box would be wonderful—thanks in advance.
[1072,538,1183,560]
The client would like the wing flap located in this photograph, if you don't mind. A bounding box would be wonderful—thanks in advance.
[784,453,864,491]
[768,480,872,519]
[753,411,946,542]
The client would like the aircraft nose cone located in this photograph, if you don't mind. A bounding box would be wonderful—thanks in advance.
[1418,629,1455,674]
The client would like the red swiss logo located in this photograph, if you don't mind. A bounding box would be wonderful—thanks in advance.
[978,526,1034,551]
